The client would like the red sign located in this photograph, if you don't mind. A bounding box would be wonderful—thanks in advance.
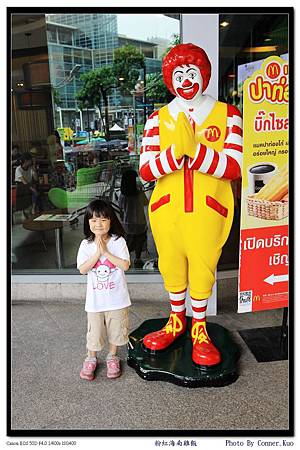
[239,225,288,312]
[265,62,281,80]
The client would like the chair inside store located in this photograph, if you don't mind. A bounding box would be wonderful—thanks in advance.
[48,160,117,210]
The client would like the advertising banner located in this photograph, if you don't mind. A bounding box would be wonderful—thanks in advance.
[238,56,289,313]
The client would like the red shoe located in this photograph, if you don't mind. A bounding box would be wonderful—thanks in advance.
[191,319,221,366]
[143,311,187,352]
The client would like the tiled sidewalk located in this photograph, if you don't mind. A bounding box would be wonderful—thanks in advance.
[10,297,288,431]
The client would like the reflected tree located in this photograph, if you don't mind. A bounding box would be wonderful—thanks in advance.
[76,45,145,139]
[113,45,145,94]
[76,66,116,139]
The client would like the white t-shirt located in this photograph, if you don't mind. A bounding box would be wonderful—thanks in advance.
[15,165,33,184]
[77,235,131,313]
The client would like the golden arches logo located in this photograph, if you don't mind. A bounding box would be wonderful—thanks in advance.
[266,62,281,80]
[253,295,261,302]
[205,125,221,142]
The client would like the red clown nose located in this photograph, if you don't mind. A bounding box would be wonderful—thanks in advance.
[182,79,193,88]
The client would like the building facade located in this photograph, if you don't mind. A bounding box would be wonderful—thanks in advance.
[10,11,289,280]
[45,14,165,130]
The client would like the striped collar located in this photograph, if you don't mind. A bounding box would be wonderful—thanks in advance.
[167,95,217,127]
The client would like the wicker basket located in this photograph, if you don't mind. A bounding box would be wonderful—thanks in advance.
[247,195,288,220]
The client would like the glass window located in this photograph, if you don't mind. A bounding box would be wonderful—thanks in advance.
[58,29,72,46]
[12,12,180,274]
[63,48,72,63]
[73,49,83,65]
[16,13,290,275]
[47,27,57,43]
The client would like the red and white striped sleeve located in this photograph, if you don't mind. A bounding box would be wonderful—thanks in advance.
[189,104,243,180]
[139,110,184,182]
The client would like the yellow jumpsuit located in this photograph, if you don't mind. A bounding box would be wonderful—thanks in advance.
[149,101,234,299]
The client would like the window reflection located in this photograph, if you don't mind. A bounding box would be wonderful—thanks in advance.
[11,13,179,272]
[11,12,288,274]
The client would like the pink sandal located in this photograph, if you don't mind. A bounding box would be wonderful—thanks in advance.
[80,358,97,381]
[106,355,121,379]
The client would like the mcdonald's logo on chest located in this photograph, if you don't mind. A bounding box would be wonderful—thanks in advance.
[204,125,221,142]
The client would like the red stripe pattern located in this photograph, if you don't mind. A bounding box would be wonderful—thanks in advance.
[191,297,208,320]
[169,289,187,313]
[139,105,243,183]
[189,104,243,180]
[192,305,207,313]
[170,299,185,307]
[139,111,184,182]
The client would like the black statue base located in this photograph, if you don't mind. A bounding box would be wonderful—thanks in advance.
[127,317,240,388]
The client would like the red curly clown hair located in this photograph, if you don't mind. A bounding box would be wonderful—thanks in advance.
[162,43,211,95]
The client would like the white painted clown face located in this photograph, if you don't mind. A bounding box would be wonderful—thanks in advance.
[172,64,203,102]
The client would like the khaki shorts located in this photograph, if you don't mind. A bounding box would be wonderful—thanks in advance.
[86,308,129,352]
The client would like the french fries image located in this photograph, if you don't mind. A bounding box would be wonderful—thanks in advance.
[253,164,288,202]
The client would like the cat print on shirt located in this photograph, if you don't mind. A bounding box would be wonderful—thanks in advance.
[92,259,117,290]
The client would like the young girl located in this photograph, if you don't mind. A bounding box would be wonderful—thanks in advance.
[77,199,131,381]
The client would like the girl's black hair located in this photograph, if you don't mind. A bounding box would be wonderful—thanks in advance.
[83,199,125,242]
[120,169,139,196]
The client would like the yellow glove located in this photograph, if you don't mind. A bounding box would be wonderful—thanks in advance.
[196,128,207,145]
[173,112,198,159]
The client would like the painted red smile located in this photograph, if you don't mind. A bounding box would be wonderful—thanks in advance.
[176,83,199,100]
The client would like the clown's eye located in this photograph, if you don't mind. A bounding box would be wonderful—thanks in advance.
[188,72,196,79]
[176,75,183,82]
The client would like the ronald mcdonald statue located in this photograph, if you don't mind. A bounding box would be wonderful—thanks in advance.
[139,43,243,367]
